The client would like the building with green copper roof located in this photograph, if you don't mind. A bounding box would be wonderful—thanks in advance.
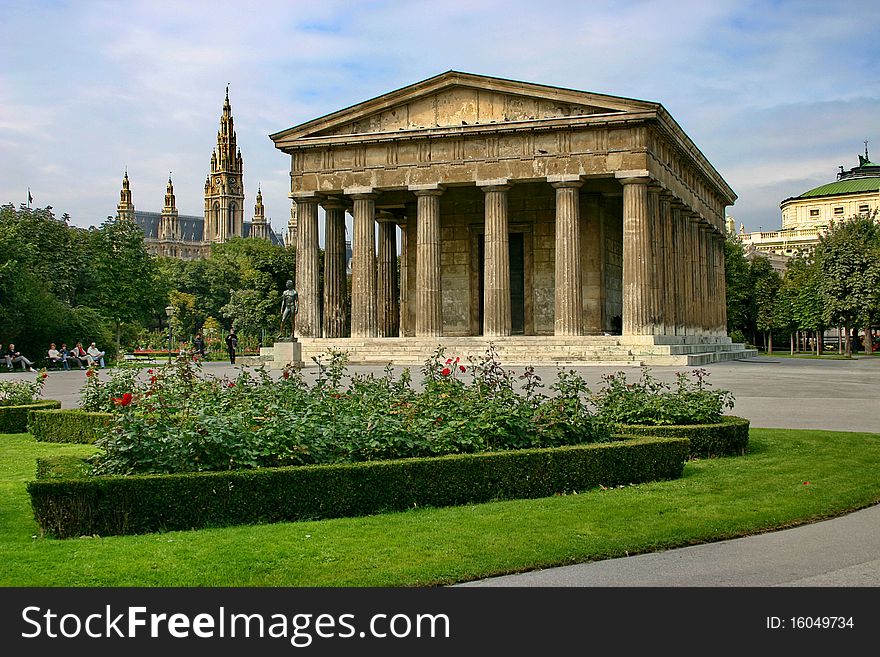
[737,144,879,261]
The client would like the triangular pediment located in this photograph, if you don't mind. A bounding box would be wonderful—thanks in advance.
[271,71,658,145]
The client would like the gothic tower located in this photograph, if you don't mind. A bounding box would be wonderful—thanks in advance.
[204,85,244,243]
[158,175,180,248]
[116,170,135,221]
[250,185,269,240]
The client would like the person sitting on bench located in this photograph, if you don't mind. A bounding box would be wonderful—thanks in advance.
[87,342,106,368]
[48,343,70,370]
[4,344,37,372]
[64,343,87,369]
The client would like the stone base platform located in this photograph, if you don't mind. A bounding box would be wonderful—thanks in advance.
[258,336,757,368]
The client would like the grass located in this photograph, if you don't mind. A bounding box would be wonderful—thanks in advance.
[2,428,879,586]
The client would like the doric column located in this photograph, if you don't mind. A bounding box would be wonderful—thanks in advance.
[321,197,348,338]
[673,202,694,335]
[691,214,706,335]
[551,179,583,336]
[377,211,399,338]
[659,193,674,336]
[716,231,728,335]
[294,195,321,337]
[481,182,512,337]
[647,184,663,334]
[350,192,378,337]
[413,187,444,337]
[619,176,653,335]
[699,223,711,334]
[398,219,409,337]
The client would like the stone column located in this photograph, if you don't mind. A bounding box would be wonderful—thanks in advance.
[674,203,694,335]
[294,196,321,337]
[551,179,584,335]
[699,223,711,334]
[620,176,653,336]
[350,192,378,337]
[398,219,408,337]
[647,184,663,334]
[659,193,674,336]
[377,211,399,338]
[692,215,706,335]
[413,188,444,337]
[321,198,348,338]
[716,231,728,335]
[481,182,512,337]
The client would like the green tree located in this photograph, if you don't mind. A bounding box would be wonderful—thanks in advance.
[751,256,781,352]
[81,217,166,352]
[724,235,752,341]
[815,214,880,357]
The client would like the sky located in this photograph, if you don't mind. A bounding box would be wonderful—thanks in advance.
[1,0,878,236]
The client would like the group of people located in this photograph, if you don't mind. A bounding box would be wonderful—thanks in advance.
[46,342,106,371]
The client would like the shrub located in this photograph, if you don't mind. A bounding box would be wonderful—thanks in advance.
[36,456,92,479]
[78,364,142,413]
[87,347,613,476]
[0,370,48,406]
[614,415,751,458]
[28,409,114,444]
[0,400,62,433]
[592,367,734,426]
[29,436,689,538]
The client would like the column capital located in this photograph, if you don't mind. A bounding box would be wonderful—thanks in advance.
[615,170,651,185]
[477,178,511,191]
[291,193,322,205]
[320,196,348,211]
[345,186,379,199]
[409,184,445,195]
[547,174,583,187]
[550,180,584,190]
[376,210,398,223]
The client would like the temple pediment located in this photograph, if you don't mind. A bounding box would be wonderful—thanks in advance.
[271,71,658,145]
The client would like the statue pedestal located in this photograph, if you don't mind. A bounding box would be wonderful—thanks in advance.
[273,339,304,369]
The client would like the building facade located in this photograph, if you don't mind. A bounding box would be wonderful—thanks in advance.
[270,72,742,363]
[118,88,282,258]
[739,146,880,259]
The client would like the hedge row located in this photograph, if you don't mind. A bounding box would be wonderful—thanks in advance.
[36,456,93,480]
[0,400,62,434]
[28,435,689,538]
[615,415,750,458]
[27,409,114,444]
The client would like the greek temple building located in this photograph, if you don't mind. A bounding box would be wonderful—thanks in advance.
[269,71,756,365]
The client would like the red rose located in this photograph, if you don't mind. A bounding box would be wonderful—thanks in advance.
[228,382,235,388]
[86,369,95,378]
[445,358,453,365]
[113,392,133,407]
[459,365,466,373]
[282,370,290,380]
[441,367,451,376]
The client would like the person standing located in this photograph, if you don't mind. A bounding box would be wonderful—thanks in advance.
[192,332,207,361]
[225,329,238,365]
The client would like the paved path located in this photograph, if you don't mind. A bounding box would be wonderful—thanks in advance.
[10,354,880,586]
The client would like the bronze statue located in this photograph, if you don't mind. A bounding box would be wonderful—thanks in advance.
[279,279,299,340]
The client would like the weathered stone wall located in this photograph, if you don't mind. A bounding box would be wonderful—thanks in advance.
[603,196,623,332]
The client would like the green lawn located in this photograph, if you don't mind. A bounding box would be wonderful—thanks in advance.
[2,428,879,587]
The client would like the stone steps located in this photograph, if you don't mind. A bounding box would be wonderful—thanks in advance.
[257,336,757,368]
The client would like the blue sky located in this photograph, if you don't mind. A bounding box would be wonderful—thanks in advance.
[1,0,878,235]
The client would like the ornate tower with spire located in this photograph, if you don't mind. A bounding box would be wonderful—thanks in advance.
[250,185,269,240]
[204,85,244,243]
[158,175,180,254]
[116,170,135,221]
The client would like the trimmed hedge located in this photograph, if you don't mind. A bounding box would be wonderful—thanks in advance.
[0,400,62,434]
[28,409,114,444]
[28,435,689,538]
[615,415,750,458]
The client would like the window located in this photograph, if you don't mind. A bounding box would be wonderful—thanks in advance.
[809,209,820,217]
[859,204,870,213]
[833,206,844,216]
